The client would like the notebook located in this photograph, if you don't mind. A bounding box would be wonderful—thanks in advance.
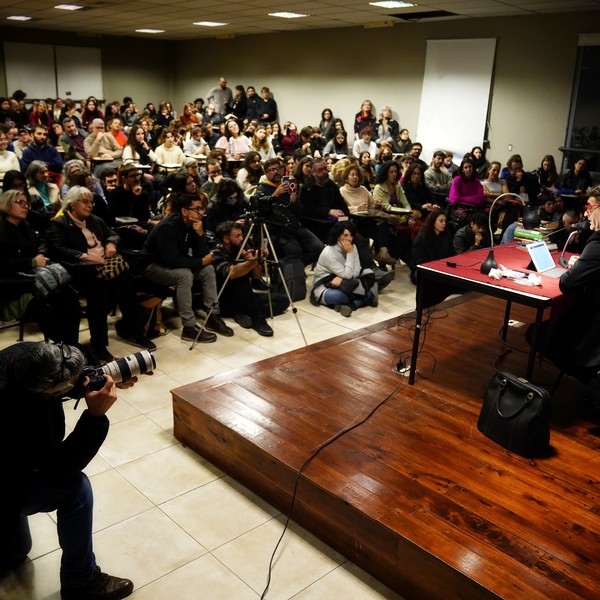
[525,241,566,278]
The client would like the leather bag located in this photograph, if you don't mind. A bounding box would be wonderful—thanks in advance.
[477,372,552,458]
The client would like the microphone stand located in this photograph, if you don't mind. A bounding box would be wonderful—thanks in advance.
[480,192,526,274]
[557,229,580,268]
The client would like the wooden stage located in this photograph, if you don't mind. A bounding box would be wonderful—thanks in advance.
[173,293,600,600]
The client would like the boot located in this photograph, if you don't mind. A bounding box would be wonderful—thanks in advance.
[374,247,397,266]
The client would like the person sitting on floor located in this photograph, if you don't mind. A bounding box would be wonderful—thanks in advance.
[310,220,378,317]
[211,220,289,337]
[453,212,491,254]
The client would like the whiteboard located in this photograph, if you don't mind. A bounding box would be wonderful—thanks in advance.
[4,42,56,99]
[416,39,497,164]
[55,46,103,100]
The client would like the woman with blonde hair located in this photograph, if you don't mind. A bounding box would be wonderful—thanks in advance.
[250,125,275,161]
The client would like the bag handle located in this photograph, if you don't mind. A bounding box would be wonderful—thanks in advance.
[496,376,535,419]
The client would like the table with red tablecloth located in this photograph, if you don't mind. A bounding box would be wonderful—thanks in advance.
[409,243,569,384]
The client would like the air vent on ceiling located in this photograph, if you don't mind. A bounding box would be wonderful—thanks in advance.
[392,10,457,21]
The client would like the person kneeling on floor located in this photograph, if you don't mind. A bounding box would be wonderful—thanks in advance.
[211,221,289,336]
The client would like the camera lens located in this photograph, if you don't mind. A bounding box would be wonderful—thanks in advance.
[102,350,156,383]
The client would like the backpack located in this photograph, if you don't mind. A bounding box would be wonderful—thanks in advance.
[271,257,307,301]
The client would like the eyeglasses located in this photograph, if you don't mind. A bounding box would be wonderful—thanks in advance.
[585,203,600,212]
[78,199,95,206]
[58,341,71,382]
[266,166,283,173]
[186,206,203,213]
[13,198,31,208]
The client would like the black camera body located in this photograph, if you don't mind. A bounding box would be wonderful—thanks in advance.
[67,350,155,398]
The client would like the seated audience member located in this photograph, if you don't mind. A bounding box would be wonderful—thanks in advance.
[560,157,592,195]
[212,221,289,336]
[60,117,89,164]
[408,142,428,171]
[257,87,277,123]
[26,160,61,216]
[330,158,352,187]
[281,123,299,156]
[537,195,561,223]
[311,220,378,317]
[0,130,20,182]
[533,154,560,193]
[215,119,251,160]
[201,158,227,199]
[138,116,157,149]
[443,151,459,178]
[359,151,376,188]
[142,193,232,342]
[183,126,208,157]
[200,122,219,150]
[0,190,80,345]
[319,108,335,139]
[252,157,324,266]
[449,158,487,207]
[250,125,275,161]
[70,171,113,226]
[424,150,452,197]
[61,159,105,201]
[339,163,395,266]
[98,167,119,198]
[293,156,314,191]
[122,124,157,167]
[402,163,439,213]
[83,119,122,173]
[236,151,264,196]
[0,96,17,125]
[375,106,400,151]
[353,100,377,139]
[352,126,377,159]
[372,160,411,211]
[160,169,208,216]
[412,209,455,268]
[49,122,64,150]
[179,103,201,132]
[0,341,135,599]
[503,156,540,202]
[12,128,32,160]
[546,208,586,251]
[20,126,64,174]
[46,185,156,361]
[323,130,349,158]
[470,146,489,180]
[396,128,412,154]
[81,96,104,129]
[155,101,175,129]
[453,212,490,254]
[60,98,83,129]
[28,100,52,130]
[482,161,508,199]
[206,179,247,234]
[374,143,394,175]
[269,121,283,155]
[398,154,414,182]
[154,130,185,166]
[293,126,322,157]
[107,163,152,223]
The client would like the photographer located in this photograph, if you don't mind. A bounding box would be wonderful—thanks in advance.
[0,342,135,599]
[252,157,323,267]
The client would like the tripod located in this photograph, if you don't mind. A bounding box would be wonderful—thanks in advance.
[189,215,308,349]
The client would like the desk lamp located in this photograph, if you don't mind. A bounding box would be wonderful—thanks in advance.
[480,192,539,274]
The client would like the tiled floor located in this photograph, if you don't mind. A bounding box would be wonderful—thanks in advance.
[0,265,416,600]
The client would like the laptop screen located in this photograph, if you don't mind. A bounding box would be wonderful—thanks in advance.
[526,241,556,272]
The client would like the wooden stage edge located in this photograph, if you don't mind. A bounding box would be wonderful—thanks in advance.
[173,293,600,600]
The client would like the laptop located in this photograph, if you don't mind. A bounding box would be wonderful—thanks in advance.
[525,241,566,278]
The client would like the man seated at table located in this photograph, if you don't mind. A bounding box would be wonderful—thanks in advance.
[211,220,289,336]
[453,213,491,254]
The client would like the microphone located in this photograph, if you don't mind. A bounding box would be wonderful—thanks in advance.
[572,220,590,231]
[558,228,582,268]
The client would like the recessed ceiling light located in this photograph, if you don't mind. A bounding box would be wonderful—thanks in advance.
[135,29,165,34]
[268,12,309,19]
[54,4,85,10]
[7,15,33,21]
[193,21,228,27]
[369,1,416,8]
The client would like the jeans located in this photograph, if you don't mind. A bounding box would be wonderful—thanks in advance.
[17,472,96,587]
[145,264,219,328]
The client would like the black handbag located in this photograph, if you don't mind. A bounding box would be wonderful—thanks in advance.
[477,372,552,458]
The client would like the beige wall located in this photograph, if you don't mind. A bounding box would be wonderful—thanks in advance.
[1,12,598,169]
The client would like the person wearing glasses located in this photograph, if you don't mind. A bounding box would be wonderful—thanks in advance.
[46,185,156,362]
[0,341,136,599]
[142,193,233,342]
[0,190,80,345]
[107,163,152,223]
[533,188,600,412]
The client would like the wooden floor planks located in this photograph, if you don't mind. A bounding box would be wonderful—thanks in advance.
[173,293,600,600]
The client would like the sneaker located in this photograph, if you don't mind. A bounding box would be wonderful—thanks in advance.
[61,566,133,600]
[252,318,274,337]
[181,325,217,343]
[334,304,353,317]
[233,313,253,329]
[205,314,234,337]
[127,335,157,352]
